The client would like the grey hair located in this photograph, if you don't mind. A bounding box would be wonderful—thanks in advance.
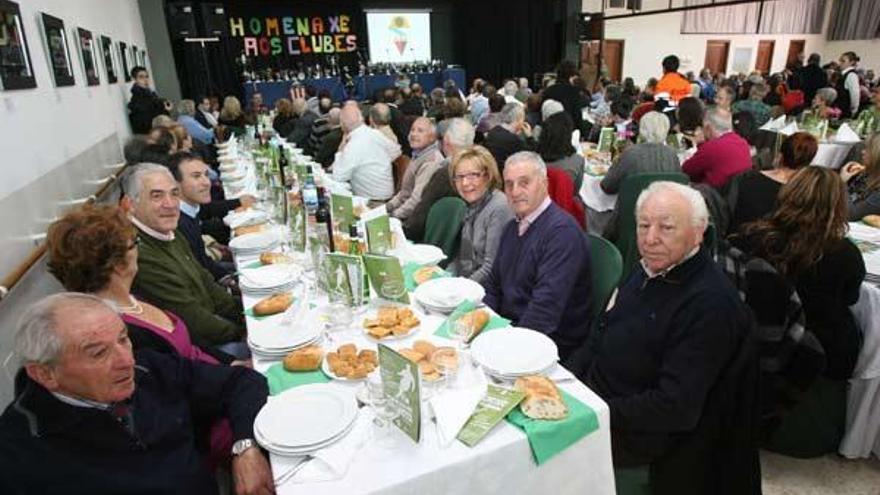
[500,102,525,125]
[176,99,196,116]
[14,293,114,365]
[413,116,437,138]
[815,87,837,104]
[635,181,709,230]
[505,151,547,178]
[369,103,391,126]
[327,107,341,126]
[443,118,475,150]
[124,163,175,203]
[518,77,529,89]
[704,106,732,132]
[503,80,518,96]
[541,99,564,121]
[749,83,768,100]
[639,111,670,144]
[151,114,174,128]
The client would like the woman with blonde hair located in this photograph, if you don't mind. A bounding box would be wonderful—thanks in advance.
[218,95,245,129]
[732,166,865,457]
[447,145,513,283]
[272,97,295,136]
[840,132,880,220]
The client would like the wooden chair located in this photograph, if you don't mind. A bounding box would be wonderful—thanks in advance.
[393,155,411,193]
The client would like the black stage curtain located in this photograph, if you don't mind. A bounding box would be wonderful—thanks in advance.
[452,0,565,88]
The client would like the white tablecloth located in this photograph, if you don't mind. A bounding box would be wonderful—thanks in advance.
[230,145,616,495]
[580,174,616,213]
[840,282,880,459]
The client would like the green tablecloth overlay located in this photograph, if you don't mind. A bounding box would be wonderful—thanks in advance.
[264,362,331,395]
[505,390,599,465]
[402,262,450,292]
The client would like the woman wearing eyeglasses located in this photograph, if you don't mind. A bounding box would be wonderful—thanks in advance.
[447,146,513,283]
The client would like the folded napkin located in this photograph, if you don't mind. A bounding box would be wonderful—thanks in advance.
[271,409,372,486]
[835,123,861,143]
[264,363,331,395]
[505,390,599,465]
[430,384,486,447]
[778,121,799,136]
[760,115,787,131]
[403,262,450,292]
[224,209,268,229]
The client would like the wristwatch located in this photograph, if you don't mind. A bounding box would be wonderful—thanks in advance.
[231,438,256,456]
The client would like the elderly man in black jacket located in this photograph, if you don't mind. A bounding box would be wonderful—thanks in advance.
[0,293,272,495]
[567,181,759,495]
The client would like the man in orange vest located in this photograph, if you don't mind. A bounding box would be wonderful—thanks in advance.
[656,55,692,103]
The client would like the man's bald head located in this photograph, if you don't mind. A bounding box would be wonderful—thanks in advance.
[340,105,364,133]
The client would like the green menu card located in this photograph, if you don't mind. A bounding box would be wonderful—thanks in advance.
[597,127,614,152]
[363,254,409,304]
[457,385,525,447]
[366,215,392,254]
[324,253,364,305]
[378,344,421,443]
[331,194,355,233]
[287,199,307,252]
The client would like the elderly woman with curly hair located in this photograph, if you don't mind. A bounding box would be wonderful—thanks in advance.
[46,204,240,466]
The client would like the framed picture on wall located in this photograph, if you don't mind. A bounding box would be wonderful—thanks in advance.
[75,27,99,85]
[119,40,130,81]
[100,35,116,83]
[39,12,75,87]
[0,0,37,90]
[138,49,146,68]
[129,44,139,71]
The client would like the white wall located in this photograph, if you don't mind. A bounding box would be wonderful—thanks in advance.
[580,0,878,87]
[0,0,148,201]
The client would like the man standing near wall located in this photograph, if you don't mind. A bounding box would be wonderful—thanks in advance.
[128,66,171,135]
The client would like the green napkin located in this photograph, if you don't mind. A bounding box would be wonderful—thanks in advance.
[242,260,263,269]
[402,262,450,292]
[505,390,599,465]
[263,362,331,395]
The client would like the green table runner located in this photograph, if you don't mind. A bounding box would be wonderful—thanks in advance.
[505,390,599,465]
[263,362,331,395]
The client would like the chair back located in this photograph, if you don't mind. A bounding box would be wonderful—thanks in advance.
[424,197,468,264]
[393,155,411,193]
[588,234,623,324]
[615,172,689,279]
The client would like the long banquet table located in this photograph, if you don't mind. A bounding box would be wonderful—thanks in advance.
[222,140,616,494]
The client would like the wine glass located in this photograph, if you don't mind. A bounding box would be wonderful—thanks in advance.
[365,373,399,448]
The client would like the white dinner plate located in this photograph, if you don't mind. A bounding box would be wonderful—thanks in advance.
[239,264,301,289]
[255,413,357,455]
[254,384,358,448]
[389,243,446,266]
[230,230,280,252]
[471,327,559,377]
[413,277,485,311]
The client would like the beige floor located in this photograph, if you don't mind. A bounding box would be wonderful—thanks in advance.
[761,450,880,495]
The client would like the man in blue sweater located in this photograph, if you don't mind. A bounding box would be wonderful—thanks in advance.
[568,182,758,494]
[482,151,591,360]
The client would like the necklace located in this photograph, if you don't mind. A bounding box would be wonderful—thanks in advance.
[105,295,144,315]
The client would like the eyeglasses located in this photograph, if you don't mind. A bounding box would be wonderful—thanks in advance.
[452,171,486,183]
[127,237,140,250]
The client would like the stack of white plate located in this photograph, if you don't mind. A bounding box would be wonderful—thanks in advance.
[470,327,559,379]
[254,384,358,456]
[229,230,280,256]
[388,243,446,266]
[413,277,485,314]
[247,320,321,357]
[224,209,269,229]
[239,264,301,296]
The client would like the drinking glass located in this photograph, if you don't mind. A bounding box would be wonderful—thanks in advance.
[365,373,399,448]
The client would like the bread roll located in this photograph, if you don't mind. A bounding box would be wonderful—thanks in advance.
[259,252,295,265]
[337,344,357,357]
[413,340,436,360]
[283,345,324,372]
[399,349,424,363]
[234,222,267,237]
[413,266,441,285]
[252,293,293,316]
[863,214,880,229]
[514,376,568,420]
[461,309,491,343]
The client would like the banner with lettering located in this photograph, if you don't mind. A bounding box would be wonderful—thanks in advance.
[225,1,363,68]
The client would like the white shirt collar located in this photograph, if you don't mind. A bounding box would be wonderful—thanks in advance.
[51,391,111,410]
[179,201,200,219]
[130,215,175,241]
